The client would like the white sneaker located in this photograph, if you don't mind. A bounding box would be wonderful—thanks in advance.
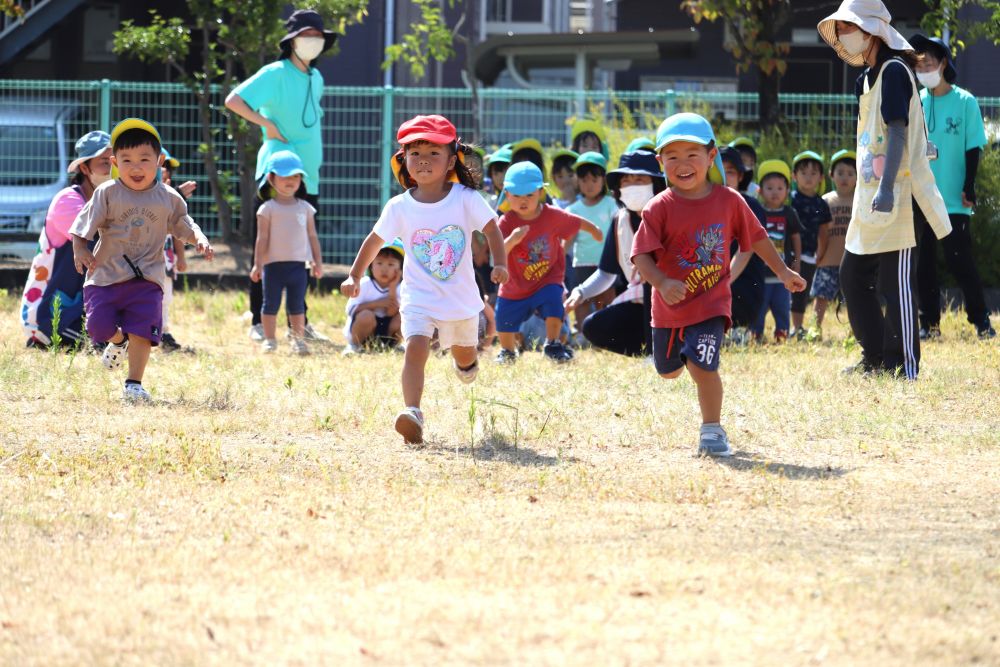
[453,359,479,384]
[261,338,278,353]
[342,343,360,356]
[290,338,310,356]
[102,339,128,371]
[394,407,424,444]
[249,323,265,341]
[122,382,151,402]
[302,323,330,342]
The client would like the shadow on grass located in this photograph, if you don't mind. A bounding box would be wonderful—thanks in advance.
[422,436,576,467]
[715,451,851,480]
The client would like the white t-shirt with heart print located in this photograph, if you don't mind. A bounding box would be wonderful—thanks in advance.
[372,184,495,321]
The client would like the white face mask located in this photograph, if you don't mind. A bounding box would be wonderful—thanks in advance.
[840,30,870,56]
[293,36,325,63]
[619,183,655,212]
[916,70,942,89]
[88,170,112,187]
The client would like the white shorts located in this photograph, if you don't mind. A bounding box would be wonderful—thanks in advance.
[401,310,480,349]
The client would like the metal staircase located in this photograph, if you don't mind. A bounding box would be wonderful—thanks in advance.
[0,0,86,65]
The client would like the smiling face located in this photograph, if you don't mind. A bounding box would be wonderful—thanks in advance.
[112,143,163,191]
[405,141,456,188]
[506,189,544,219]
[760,174,789,209]
[657,140,715,197]
[268,172,302,199]
[370,251,402,286]
[793,161,824,196]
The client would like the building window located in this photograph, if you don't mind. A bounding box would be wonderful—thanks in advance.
[484,0,551,34]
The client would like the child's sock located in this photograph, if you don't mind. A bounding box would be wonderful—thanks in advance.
[457,361,477,372]
[125,379,142,387]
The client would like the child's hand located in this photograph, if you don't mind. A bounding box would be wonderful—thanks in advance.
[73,247,96,275]
[340,274,360,298]
[589,227,604,242]
[655,277,687,305]
[176,256,188,273]
[197,241,214,261]
[781,268,807,293]
[265,120,288,143]
[509,226,529,245]
[312,263,323,279]
[177,181,197,198]
[491,264,509,284]
[250,265,262,283]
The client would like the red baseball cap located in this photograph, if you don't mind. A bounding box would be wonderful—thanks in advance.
[396,115,457,146]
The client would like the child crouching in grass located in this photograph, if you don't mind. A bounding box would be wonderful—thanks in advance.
[631,113,805,457]
[343,240,403,354]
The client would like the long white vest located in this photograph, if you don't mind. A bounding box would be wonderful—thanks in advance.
[848,57,951,255]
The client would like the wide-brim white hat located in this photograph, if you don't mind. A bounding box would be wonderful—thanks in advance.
[818,0,913,67]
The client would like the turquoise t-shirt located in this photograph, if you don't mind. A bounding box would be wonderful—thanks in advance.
[566,194,618,266]
[921,86,987,215]
[232,59,325,195]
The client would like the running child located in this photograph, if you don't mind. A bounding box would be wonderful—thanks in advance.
[249,150,324,355]
[632,113,805,456]
[343,239,403,354]
[790,150,833,337]
[813,149,856,332]
[70,118,213,402]
[753,159,802,343]
[341,114,508,445]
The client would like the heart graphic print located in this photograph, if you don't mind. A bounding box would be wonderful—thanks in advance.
[411,225,465,280]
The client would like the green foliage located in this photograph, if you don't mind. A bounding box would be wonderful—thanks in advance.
[114,13,190,67]
[383,0,458,79]
[1,0,24,18]
[683,0,791,76]
[922,0,1000,49]
[968,146,1000,286]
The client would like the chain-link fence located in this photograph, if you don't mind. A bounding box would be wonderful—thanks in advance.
[2,79,999,263]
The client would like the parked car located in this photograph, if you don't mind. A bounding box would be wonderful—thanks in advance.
[0,98,80,261]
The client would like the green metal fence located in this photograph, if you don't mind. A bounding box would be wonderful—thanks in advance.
[2,79,999,264]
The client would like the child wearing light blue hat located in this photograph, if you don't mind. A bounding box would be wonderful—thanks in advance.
[631,113,806,457]
[249,149,323,355]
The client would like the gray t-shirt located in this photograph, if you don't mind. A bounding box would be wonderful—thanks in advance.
[69,180,206,291]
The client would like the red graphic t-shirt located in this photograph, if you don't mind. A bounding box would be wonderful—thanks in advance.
[498,204,582,301]
[631,185,767,329]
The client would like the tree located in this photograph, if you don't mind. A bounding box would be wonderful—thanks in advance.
[1,1,24,18]
[922,0,1000,49]
[113,0,367,241]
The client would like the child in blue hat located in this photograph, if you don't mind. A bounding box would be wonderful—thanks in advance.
[494,161,603,364]
[631,113,806,457]
[249,149,324,355]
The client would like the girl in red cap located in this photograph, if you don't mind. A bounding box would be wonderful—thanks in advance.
[341,115,509,445]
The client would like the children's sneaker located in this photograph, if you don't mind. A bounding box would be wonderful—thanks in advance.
[261,338,278,353]
[302,323,331,342]
[495,348,517,365]
[248,323,265,341]
[976,319,996,339]
[394,407,424,444]
[160,332,181,353]
[774,330,788,344]
[454,359,479,384]
[342,343,361,356]
[290,338,310,356]
[122,382,151,402]
[101,338,129,371]
[697,423,732,457]
[543,341,573,363]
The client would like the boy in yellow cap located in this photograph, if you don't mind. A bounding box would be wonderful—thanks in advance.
[753,159,802,343]
[70,118,213,402]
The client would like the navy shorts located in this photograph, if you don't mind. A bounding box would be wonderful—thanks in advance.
[810,265,841,301]
[262,261,307,316]
[652,316,725,374]
[495,283,565,333]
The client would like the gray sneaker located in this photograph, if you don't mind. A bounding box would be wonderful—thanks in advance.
[698,423,732,457]
[249,323,265,342]
[302,323,331,342]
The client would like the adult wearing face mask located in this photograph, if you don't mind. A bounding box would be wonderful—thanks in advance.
[225,9,337,343]
[909,34,995,340]
[21,130,112,349]
[565,150,665,356]
[818,0,951,379]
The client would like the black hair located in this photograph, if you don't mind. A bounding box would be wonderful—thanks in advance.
[793,158,824,174]
[760,172,789,188]
[574,162,606,180]
[719,150,753,191]
[571,131,601,154]
[395,139,477,189]
[830,157,857,174]
[734,144,757,162]
[113,128,161,154]
[511,147,546,179]
[551,154,576,175]
[375,247,403,265]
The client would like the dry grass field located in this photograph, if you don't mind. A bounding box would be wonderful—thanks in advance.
[1,287,998,666]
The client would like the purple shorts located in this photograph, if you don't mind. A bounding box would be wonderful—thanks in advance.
[84,278,163,345]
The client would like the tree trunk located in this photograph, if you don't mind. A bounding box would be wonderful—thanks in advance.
[758,68,781,128]
[196,24,233,242]
[756,0,791,128]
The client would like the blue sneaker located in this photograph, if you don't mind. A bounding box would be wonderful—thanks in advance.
[698,423,732,457]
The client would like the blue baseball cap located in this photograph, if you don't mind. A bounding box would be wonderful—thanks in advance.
[654,112,725,185]
[503,161,547,196]
[160,148,180,169]
[258,149,307,197]
[67,130,111,174]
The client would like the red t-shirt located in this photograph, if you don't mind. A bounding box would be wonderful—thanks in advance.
[498,204,582,300]
[631,185,767,329]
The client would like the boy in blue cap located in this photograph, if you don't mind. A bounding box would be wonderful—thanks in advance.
[631,113,806,456]
[495,161,603,363]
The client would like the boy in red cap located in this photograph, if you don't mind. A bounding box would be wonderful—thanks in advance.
[341,115,508,445]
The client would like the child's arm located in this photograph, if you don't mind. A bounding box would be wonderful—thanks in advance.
[503,225,528,256]
[250,214,270,283]
[306,211,323,278]
[579,218,604,242]
[341,231,386,298]
[174,241,188,273]
[482,219,509,283]
[71,235,96,275]
[729,249,752,283]
[751,238,807,292]
[815,224,829,266]
[633,252,686,305]
[790,232,802,272]
[482,299,497,341]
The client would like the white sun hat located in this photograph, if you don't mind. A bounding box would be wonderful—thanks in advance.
[817,0,913,67]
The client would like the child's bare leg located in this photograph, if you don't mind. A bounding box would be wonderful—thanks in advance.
[544,316,562,341]
[451,345,477,368]
[288,313,306,338]
[498,332,518,352]
[126,335,152,383]
[350,311,377,345]
[261,314,278,340]
[109,329,126,345]
[388,314,401,342]
[814,298,829,328]
[686,363,723,424]
[401,335,430,408]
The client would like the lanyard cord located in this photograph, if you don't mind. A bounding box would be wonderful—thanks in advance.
[927,96,936,133]
[302,70,319,129]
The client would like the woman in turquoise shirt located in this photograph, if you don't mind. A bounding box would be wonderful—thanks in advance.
[225,9,336,341]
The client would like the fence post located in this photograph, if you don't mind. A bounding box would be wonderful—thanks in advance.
[99,79,111,133]
[379,85,395,205]
[665,88,676,117]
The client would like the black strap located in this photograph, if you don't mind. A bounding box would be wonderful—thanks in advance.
[122,254,144,280]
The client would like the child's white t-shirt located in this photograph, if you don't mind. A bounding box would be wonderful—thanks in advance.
[343,275,397,337]
[373,184,495,321]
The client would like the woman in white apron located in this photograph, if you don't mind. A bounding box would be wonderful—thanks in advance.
[818,0,952,379]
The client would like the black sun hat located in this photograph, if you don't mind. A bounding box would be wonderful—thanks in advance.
[605,150,665,191]
[909,34,957,83]
[280,10,337,55]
